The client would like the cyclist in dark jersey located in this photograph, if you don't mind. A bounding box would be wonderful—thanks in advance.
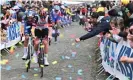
[33,8,52,65]
[22,9,36,60]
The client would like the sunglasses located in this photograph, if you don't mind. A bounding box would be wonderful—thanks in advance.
[129,29,133,35]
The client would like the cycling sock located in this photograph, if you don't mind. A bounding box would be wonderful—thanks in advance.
[24,47,28,55]
[33,52,37,56]
[44,54,48,58]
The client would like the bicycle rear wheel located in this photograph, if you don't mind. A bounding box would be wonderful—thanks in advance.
[38,45,44,77]
[26,45,32,72]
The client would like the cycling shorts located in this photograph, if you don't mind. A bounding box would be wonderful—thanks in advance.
[35,27,49,39]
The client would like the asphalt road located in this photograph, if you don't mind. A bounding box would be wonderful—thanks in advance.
[1,22,99,80]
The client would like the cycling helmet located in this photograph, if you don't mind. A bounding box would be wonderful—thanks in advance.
[54,5,60,10]
[27,11,34,17]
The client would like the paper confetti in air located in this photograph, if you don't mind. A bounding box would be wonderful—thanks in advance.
[65,56,70,59]
[6,66,11,70]
[34,74,38,77]
[78,69,83,75]
[52,61,58,65]
[68,64,72,68]
[55,77,62,80]
[21,74,26,79]
[72,43,75,46]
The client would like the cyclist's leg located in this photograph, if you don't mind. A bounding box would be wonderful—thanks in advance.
[22,34,29,59]
[33,28,40,63]
[42,28,49,65]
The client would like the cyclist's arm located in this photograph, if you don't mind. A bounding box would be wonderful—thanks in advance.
[48,16,53,38]
[31,24,36,38]
[20,21,24,36]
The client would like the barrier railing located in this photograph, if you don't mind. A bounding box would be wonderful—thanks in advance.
[100,37,133,80]
[0,22,21,50]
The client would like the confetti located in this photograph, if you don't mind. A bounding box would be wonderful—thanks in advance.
[15,53,19,58]
[55,77,62,80]
[0,66,2,69]
[72,52,77,57]
[6,66,11,70]
[69,77,72,80]
[21,74,26,79]
[70,34,76,38]
[3,59,9,64]
[72,54,76,57]
[78,69,83,76]
[77,77,82,80]
[34,74,38,77]
[72,43,75,46]
[88,55,91,59]
[76,44,80,48]
[40,65,44,68]
[52,61,58,65]
[68,64,72,68]
[0,61,5,65]
[65,56,70,59]
[18,42,22,45]
[106,46,110,48]
[59,34,64,38]
[34,68,38,71]
[61,69,67,72]
[10,46,15,54]
[61,56,65,60]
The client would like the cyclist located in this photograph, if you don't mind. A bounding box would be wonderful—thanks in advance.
[33,8,53,65]
[50,5,61,42]
[22,7,37,60]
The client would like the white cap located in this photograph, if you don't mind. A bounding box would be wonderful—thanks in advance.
[12,6,20,10]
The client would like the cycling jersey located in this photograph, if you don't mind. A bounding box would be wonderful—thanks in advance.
[50,9,61,23]
[24,19,35,35]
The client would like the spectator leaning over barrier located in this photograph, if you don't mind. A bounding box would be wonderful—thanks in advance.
[75,11,111,42]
